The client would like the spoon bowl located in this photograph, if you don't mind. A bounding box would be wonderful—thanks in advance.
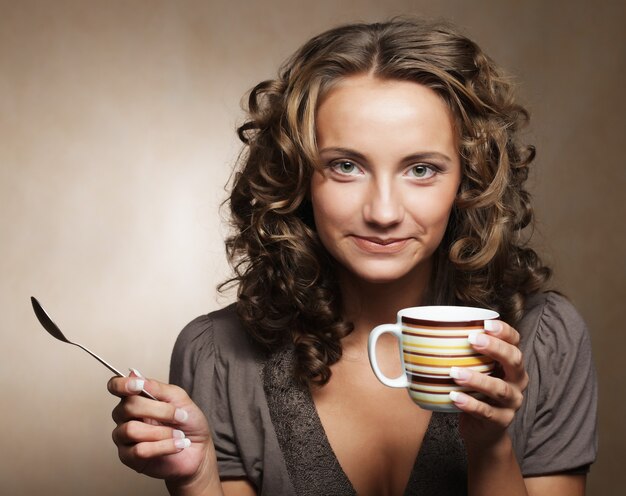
[31,296,157,400]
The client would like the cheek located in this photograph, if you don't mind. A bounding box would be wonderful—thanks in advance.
[407,188,457,230]
[310,182,358,229]
[310,191,344,254]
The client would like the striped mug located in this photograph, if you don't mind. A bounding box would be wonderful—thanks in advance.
[368,306,499,412]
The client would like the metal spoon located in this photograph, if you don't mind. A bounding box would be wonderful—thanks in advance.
[30,296,157,400]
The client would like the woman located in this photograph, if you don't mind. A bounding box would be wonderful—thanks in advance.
[108,18,597,495]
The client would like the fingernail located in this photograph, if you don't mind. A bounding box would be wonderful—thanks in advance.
[175,408,188,423]
[468,332,488,347]
[128,368,144,378]
[172,429,185,439]
[450,366,470,381]
[484,320,502,333]
[128,378,145,393]
[174,438,191,449]
[449,390,467,405]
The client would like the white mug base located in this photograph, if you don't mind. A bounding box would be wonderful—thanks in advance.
[417,403,461,413]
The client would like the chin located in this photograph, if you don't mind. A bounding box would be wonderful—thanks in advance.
[348,264,421,286]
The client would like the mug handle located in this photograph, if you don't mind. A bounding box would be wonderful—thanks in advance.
[368,323,409,388]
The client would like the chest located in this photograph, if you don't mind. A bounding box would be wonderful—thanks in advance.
[311,353,432,496]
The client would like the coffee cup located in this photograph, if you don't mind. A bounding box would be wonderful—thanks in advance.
[368,306,499,412]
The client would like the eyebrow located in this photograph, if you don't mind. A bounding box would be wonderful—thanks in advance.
[318,147,454,164]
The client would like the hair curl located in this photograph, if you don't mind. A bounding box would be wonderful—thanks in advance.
[220,18,551,386]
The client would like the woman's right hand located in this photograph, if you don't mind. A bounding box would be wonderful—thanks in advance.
[108,370,220,494]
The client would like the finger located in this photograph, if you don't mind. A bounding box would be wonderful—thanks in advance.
[468,332,526,383]
[449,390,514,429]
[108,376,148,398]
[483,320,520,346]
[112,395,190,426]
[118,438,192,469]
[112,420,186,446]
[450,367,524,409]
[108,374,186,403]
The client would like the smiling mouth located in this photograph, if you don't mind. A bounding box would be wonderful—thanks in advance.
[351,236,411,253]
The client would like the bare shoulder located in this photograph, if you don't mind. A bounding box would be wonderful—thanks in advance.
[525,474,586,496]
[222,479,257,496]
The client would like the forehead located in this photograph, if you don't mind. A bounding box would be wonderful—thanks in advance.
[315,75,458,155]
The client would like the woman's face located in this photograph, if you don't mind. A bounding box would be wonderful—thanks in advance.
[310,75,461,285]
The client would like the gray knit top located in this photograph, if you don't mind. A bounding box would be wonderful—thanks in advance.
[169,292,597,495]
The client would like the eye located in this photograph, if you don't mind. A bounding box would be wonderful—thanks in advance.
[407,164,436,179]
[330,160,361,176]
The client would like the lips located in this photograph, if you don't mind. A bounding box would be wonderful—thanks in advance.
[351,235,411,254]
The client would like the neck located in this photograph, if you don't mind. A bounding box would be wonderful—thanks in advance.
[339,261,432,338]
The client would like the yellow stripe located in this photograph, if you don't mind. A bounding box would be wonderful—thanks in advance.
[402,342,470,350]
[403,354,493,366]
[408,396,452,405]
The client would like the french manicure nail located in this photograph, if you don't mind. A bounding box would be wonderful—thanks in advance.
[450,367,470,381]
[128,368,144,378]
[449,391,466,404]
[128,378,145,393]
[468,332,488,347]
[484,320,502,333]
[175,408,188,423]
[172,429,185,439]
[174,438,191,449]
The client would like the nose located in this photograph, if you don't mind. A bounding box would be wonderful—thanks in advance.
[362,177,404,228]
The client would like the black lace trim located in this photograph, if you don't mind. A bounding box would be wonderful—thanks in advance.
[262,346,467,495]
[407,412,468,495]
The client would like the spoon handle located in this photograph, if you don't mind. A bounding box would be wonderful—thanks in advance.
[73,342,158,401]
[73,342,124,377]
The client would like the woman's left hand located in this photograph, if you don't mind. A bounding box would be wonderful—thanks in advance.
[449,320,529,448]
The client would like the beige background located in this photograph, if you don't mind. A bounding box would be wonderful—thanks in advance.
[1,0,624,494]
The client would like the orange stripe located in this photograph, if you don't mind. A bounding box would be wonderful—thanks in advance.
[404,350,474,358]
[402,342,472,350]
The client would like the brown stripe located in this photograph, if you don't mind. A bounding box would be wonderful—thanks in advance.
[406,370,451,376]
[408,375,455,385]
[402,316,485,327]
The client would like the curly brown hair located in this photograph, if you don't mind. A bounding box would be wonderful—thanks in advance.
[220,18,551,386]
